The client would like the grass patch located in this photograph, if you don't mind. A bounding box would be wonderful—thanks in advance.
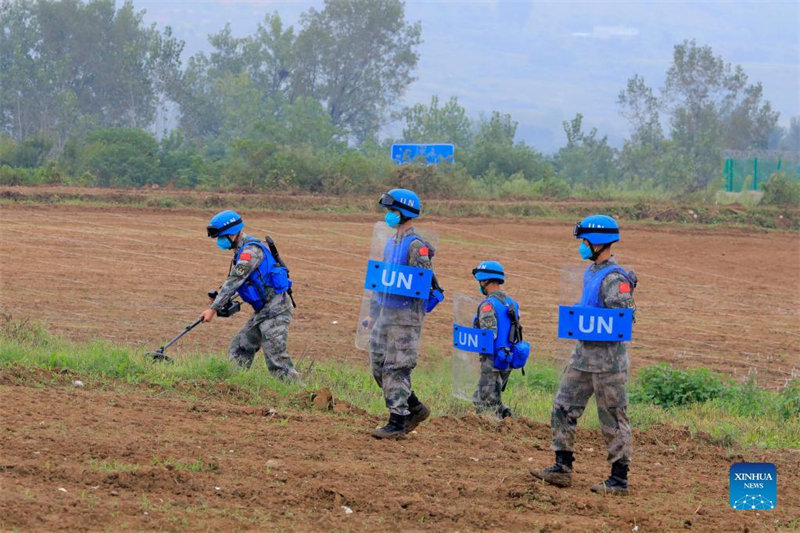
[0,320,797,449]
[2,186,798,230]
[88,459,142,473]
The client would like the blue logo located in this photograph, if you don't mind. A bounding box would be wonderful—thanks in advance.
[730,462,776,510]
[557,305,633,341]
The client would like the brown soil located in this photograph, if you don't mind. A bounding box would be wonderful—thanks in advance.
[1,198,799,531]
[1,201,797,385]
[1,371,798,532]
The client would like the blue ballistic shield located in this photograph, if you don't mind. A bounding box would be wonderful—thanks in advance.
[391,143,455,165]
[364,259,433,298]
[453,324,493,354]
[557,305,634,342]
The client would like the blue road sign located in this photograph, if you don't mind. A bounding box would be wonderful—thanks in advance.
[391,143,455,165]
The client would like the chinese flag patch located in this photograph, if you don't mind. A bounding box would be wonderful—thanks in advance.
[240,252,251,261]
[418,246,429,256]
[481,304,493,313]
[619,282,631,293]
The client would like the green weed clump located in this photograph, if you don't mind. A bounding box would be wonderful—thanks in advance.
[630,363,725,407]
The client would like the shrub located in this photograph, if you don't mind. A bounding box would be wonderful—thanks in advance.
[760,172,800,206]
[630,363,725,408]
[68,128,163,187]
[778,380,800,420]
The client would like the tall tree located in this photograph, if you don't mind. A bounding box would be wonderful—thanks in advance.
[779,117,800,152]
[664,39,778,190]
[398,96,473,150]
[617,39,779,192]
[554,113,617,187]
[292,0,421,143]
[617,74,662,148]
[174,14,297,140]
[0,0,182,147]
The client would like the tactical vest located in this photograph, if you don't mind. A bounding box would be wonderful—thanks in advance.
[580,263,628,308]
[379,233,433,309]
[233,238,282,311]
[480,294,521,355]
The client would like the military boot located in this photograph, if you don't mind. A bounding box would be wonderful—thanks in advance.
[406,392,430,431]
[499,406,514,419]
[591,460,629,495]
[530,451,574,487]
[371,413,408,439]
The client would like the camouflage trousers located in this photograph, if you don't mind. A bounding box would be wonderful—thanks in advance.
[550,366,632,464]
[369,322,421,416]
[472,355,511,416]
[228,301,299,381]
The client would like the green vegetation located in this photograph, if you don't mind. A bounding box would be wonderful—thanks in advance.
[1,319,797,449]
[2,1,798,201]
[630,363,725,407]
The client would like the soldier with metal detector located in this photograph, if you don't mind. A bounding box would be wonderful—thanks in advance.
[201,210,300,381]
[530,214,637,495]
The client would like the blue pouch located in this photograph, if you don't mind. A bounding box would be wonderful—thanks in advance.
[425,288,444,313]
[510,341,530,369]
[492,348,512,371]
[269,267,292,294]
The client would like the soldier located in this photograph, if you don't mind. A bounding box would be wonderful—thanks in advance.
[531,215,636,495]
[471,261,521,419]
[200,210,300,382]
[366,189,435,439]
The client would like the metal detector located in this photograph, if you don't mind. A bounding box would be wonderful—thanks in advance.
[146,318,203,363]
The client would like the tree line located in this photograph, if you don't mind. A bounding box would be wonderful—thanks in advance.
[1,0,798,201]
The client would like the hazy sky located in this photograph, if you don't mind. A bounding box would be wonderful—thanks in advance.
[136,0,800,153]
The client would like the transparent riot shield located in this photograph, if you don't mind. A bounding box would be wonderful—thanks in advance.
[554,263,585,366]
[355,222,439,351]
[451,292,491,401]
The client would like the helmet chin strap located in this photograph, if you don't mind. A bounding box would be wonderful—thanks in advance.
[590,243,610,261]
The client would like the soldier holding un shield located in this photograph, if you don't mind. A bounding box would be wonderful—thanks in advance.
[200,210,300,382]
[365,188,438,439]
[531,215,637,495]
[471,261,522,419]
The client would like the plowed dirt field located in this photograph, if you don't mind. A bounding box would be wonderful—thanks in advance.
[1,197,799,531]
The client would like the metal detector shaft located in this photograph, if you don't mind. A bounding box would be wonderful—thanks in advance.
[160,318,203,351]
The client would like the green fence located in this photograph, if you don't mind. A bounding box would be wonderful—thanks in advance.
[723,155,800,192]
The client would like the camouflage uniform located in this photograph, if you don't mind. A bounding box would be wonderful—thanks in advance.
[472,290,512,416]
[369,227,432,416]
[551,257,635,464]
[211,234,299,380]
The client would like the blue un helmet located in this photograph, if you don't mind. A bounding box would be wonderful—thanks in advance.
[378,188,421,219]
[573,214,620,245]
[207,210,244,238]
[472,260,505,284]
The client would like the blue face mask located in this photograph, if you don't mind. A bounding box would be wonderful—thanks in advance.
[385,211,401,228]
[579,242,594,260]
[217,236,233,250]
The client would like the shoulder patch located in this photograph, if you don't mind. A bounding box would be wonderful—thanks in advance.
[240,252,252,261]
[481,303,493,313]
[619,282,631,294]
[418,246,429,256]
